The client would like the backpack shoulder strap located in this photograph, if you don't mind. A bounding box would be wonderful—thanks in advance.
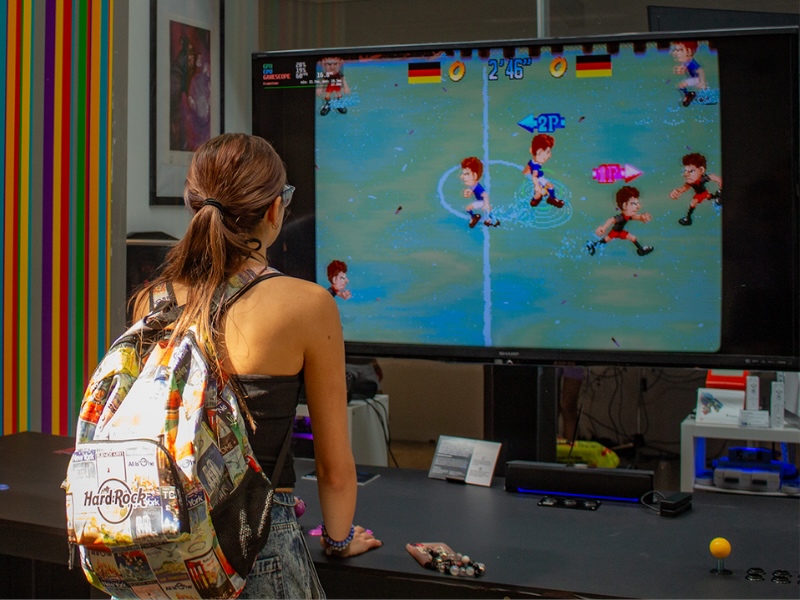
[215,268,286,436]
[225,270,294,484]
[270,425,294,489]
[149,269,282,318]
[149,280,176,312]
[222,268,285,310]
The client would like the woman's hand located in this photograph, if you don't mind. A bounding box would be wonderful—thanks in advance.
[321,525,382,558]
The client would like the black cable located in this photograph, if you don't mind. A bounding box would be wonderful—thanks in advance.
[360,397,390,445]
[638,366,650,439]
[640,439,680,451]
[581,412,626,439]
[581,374,598,440]
[615,367,631,441]
[635,447,681,461]
[605,367,627,444]
[649,367,706,387]
[362,397,390,445]
[563,402,584,465]
[361,397,400,468]
[640,489,666,513]
[584,368,626,442]
[369,394,390,428]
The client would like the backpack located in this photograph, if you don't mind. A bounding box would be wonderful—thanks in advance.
[62,268,291,599]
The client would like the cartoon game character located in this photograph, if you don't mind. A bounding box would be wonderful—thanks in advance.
[587,185,654,256]
[326,260,352,300]
[317,57,350,116]
[461,156,500,228]
[669,152,722,226]
[523,133,564,208]
[699,391,723,415]
[671,41,707,107]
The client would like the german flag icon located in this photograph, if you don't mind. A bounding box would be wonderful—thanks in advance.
[575,55,612,78]
[408,62,441,84]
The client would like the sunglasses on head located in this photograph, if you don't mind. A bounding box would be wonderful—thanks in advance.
[281,184,295,209]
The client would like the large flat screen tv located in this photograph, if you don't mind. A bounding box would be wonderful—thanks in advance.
[252,27,800,370]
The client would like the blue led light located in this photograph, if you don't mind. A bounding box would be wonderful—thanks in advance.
[515,487,640,503]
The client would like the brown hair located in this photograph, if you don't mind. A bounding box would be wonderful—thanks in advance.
[327,260,348,283]
[615,185,639,209]
[531,133,555,155]
[672,41,698,55]
[682,152,707,169]
[460,156,483,179]
[132,133,286,353]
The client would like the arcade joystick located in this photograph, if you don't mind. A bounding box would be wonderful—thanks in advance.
[709,537,732,575]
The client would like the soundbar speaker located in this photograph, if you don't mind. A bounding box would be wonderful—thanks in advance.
[504,460,655,503]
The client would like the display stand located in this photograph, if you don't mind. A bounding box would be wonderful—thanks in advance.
[483,364,558,475]
[679,413,800,492]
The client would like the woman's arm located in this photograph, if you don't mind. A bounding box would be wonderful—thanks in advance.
[302,286,381,556]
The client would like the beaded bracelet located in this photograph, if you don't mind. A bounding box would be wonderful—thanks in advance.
[321,523,355,554]
[411,544,485,578]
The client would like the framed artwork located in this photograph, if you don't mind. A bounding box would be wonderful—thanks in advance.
[150,0,223,205]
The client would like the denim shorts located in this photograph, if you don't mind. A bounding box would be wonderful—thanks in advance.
[239,492,326,599]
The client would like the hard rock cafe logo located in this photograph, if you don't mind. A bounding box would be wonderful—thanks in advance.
[83,478,154,524]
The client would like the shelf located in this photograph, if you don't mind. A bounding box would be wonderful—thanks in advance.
[683,418,800,443]
[680,414,800,493]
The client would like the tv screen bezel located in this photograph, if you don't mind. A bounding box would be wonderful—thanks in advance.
[252,26,800,370]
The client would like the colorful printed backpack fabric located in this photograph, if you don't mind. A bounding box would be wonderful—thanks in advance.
[63,268,286,599]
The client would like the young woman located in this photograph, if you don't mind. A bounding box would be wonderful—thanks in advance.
[132,133,381,598]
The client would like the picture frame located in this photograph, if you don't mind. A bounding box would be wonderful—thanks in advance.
[150,0,224,205]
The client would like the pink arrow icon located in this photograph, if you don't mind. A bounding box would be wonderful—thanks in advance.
[591,163,643,184]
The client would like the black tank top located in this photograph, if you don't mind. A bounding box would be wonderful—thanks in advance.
[154,270,301,486]
[232,372,302,488]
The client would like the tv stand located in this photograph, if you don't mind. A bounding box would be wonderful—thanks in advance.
[483,363,559,474]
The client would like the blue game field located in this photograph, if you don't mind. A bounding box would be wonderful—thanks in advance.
[315,42,722,354]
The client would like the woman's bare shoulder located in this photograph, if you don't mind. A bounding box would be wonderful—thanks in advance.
[249,274,336,313]
[258,273,328,297]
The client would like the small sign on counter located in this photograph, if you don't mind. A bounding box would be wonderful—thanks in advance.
[427,435,501,487]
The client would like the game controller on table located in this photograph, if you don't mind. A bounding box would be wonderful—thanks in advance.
[709,537,796,585]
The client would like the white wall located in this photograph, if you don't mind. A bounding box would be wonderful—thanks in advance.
[125,0,259,239]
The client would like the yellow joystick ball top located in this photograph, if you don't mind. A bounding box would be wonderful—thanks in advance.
[709,537,731,559]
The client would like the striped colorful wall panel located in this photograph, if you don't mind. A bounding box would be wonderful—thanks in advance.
[1,0,115,436]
